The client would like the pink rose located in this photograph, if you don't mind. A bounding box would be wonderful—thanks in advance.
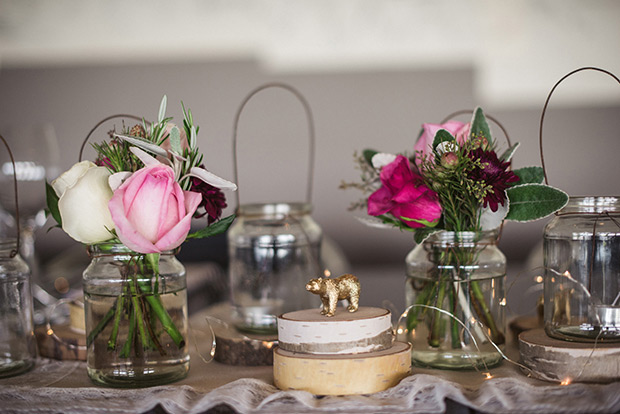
[108,164,201,254]
[367,155,442,228]
[413,120,470,166]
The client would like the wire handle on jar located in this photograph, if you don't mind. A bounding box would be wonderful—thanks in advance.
[440,110,512,148]
[0,134,21,258]
[79,114,146,161]
[232,82,316,209]
[539,66,620,185]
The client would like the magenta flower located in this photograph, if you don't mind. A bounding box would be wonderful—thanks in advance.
[108,164,202,254]
[413,121,470,166]
[367,155,442,228]
[468,148,519,212]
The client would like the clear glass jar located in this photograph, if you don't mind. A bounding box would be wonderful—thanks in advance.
[0,240,36,378]
[544,196,620,342]
[82,243,189,387]
[404,231,506,370]
[228,203,322,334]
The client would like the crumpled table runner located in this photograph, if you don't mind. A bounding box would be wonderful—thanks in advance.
[2,306,619,414]
[1,350,619,414]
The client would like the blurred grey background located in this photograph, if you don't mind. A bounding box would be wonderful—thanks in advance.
[0,0,619,316]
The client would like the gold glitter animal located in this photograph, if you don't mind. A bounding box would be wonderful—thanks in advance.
[305,274,361,317]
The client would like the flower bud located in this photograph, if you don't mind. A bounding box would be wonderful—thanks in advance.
[440,152,458,169]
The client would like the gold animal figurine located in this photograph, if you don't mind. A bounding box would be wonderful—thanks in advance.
[305,274,361,317]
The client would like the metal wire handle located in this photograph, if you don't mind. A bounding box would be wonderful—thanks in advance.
[539,66,620,185]
[232,82,316,208]
[440,110,512,148]
[0,134,21,258]
[79,114,146,161]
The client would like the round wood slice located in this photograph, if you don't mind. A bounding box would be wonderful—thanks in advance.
[519,328,620,383]
[277,306,393,354]
[274,341,411,395]
[34,324,86,361]
[212,321,277,366]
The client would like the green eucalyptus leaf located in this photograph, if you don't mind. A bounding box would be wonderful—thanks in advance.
[363,149,379,165]
[45,181,62,226]
[401,216,440,228]
[512,166,545,186]
[186,214,236,240]
[376,214,415,232]
[169,126,182,154]
[432,129,456,151]
[505,184,568,222]
[158,95,167,123]
[500,142,520,161]
[470,107,492,145]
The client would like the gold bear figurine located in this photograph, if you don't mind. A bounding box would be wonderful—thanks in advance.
[305,274,361,317]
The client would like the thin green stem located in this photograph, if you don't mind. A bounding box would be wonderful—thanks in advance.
[87,299,117,348]
[107,286,127,350]
[139,281,185,348]
[120,307,136,358]
[129,277,150,349]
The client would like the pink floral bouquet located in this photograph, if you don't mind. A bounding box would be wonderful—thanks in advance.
[46,96,237,357]
[343,108,568,358]
[343,107,567,241]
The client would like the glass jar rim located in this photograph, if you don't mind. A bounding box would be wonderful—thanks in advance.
[424,230,500,245]
[87,242,179,257]
[237,202,312,218]
[0,238,19,258]
[558,196,620,215]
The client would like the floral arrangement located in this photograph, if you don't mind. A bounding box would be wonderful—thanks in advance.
[342,107,568,240]
[46,96,236,357]
[342,108,568,362]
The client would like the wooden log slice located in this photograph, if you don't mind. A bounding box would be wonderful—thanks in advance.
[277,306,393,355]
[519,328,620,383]
[273,341,411,395]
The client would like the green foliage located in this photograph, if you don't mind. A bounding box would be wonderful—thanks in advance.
[470,107,492,146]
[45,181,61,226]
[186,214,236,240]
[432,129,456,150]
[505,184,568,222]
[511,166,544,186]
[362,149,378,165]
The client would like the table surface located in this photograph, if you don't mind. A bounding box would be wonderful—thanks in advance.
[1,307,619,414]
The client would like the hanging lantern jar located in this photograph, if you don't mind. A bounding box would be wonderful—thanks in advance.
[227,83,329,334]
[541,67,620,342]
[0,134,37,378]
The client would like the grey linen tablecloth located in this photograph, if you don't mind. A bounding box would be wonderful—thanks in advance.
[1,308,619,414]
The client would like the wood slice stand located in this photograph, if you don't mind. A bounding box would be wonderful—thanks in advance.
[519,328,620,383]
[274,306,411,395]
[274,341,411,395]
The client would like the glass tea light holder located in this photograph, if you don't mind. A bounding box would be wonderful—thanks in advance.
[0,134,37,377]
[540,67,620,342]
[228,83,328,334]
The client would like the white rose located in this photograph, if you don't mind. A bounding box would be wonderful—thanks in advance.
[51,161,115,244]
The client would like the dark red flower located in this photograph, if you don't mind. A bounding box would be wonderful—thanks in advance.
[468,148,519,212]
[190,175,227,224]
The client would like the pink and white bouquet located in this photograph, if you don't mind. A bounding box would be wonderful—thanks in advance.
[45,96,237,355]
[47,96,237,252]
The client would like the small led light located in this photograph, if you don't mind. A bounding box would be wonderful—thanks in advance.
[560,378,572,386]
[323,269,331,277]
[535,275,543,283]
[484,372,493,380]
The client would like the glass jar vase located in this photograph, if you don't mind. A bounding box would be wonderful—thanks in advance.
[404,231,506,370]
[543,196,620,342]
[228,202,322,334]
[0,240,36,378]
[82,243,189,387]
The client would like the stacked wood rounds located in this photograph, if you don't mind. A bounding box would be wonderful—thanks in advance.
[274,306,411,395]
